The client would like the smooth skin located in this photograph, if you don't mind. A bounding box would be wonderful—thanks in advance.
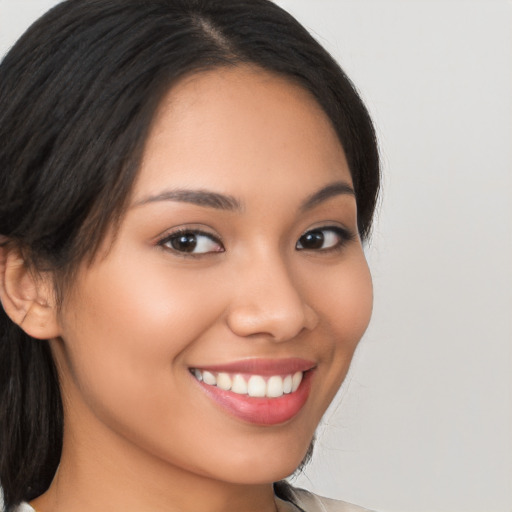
[2,66,373,512]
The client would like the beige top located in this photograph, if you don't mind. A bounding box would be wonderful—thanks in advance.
[276,487,373,512]
[17,487,373,512]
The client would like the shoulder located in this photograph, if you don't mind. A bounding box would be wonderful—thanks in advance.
[287,487,375,512]
[16,490,374,512]
[12,504,35,512]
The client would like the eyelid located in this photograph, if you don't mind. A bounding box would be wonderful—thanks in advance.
[296,224,356,251]
[156,226,224,256]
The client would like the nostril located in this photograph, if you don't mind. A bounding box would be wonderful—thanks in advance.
[225,259,318,341]
[225,300,317,342]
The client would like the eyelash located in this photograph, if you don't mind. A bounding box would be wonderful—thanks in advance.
[157,228,224,256]
[295,225,355,253]
[157,225,355,256]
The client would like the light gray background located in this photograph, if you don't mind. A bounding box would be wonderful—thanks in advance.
[1,1,511,511]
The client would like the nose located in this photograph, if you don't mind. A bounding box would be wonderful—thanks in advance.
[225,255,319,342]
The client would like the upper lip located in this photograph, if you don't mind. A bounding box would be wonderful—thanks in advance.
[190,357,315,376]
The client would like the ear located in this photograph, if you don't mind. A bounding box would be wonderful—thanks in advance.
[0,244,61,340]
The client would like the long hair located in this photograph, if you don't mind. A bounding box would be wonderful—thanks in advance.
[0,1,380,509]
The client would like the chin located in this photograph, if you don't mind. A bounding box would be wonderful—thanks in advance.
[205,434,314,485]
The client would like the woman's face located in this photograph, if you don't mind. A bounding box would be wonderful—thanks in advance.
[51,66,373,486]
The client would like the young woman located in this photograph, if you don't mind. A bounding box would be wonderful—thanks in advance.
[0,1,380,511]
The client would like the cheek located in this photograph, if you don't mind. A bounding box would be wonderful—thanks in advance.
[68,256,222,349]
[311,255,373,342]
[55,260,224,412]
[306,254,373,383]
[337,258,373,340]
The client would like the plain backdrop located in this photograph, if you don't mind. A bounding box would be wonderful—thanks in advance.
[1,1,511,511]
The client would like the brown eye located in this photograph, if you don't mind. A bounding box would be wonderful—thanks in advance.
[171,233,198,252]
[159,230,224,254]
[296,226,352,251]
[297,230,325,250]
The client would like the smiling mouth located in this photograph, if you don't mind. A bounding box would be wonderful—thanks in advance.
[190,369,304,398]
[189,358,315,425]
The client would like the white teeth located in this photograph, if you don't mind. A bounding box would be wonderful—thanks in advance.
[291,371,303,392]
[216,372,232,390]
[248,375,267,397]
[266,376,284,397]
[283,374,293,394]
[231,374,248,394]
[192,369,306,398]
[202,370,216,386]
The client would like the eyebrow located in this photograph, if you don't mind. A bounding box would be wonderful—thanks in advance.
[299,181,355,211]
[133,188,242,211]
[133,180,354,212]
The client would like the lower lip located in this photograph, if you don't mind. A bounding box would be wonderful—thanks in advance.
[196,371,313,426]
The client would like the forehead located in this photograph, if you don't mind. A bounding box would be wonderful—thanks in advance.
[133,65,351,203]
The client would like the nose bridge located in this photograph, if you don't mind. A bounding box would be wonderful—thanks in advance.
[226,249,317,341]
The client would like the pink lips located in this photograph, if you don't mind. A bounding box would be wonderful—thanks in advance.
[196,357,314,376]
[192,358,315,426]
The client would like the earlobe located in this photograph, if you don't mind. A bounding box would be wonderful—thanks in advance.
[0,244,61,340]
